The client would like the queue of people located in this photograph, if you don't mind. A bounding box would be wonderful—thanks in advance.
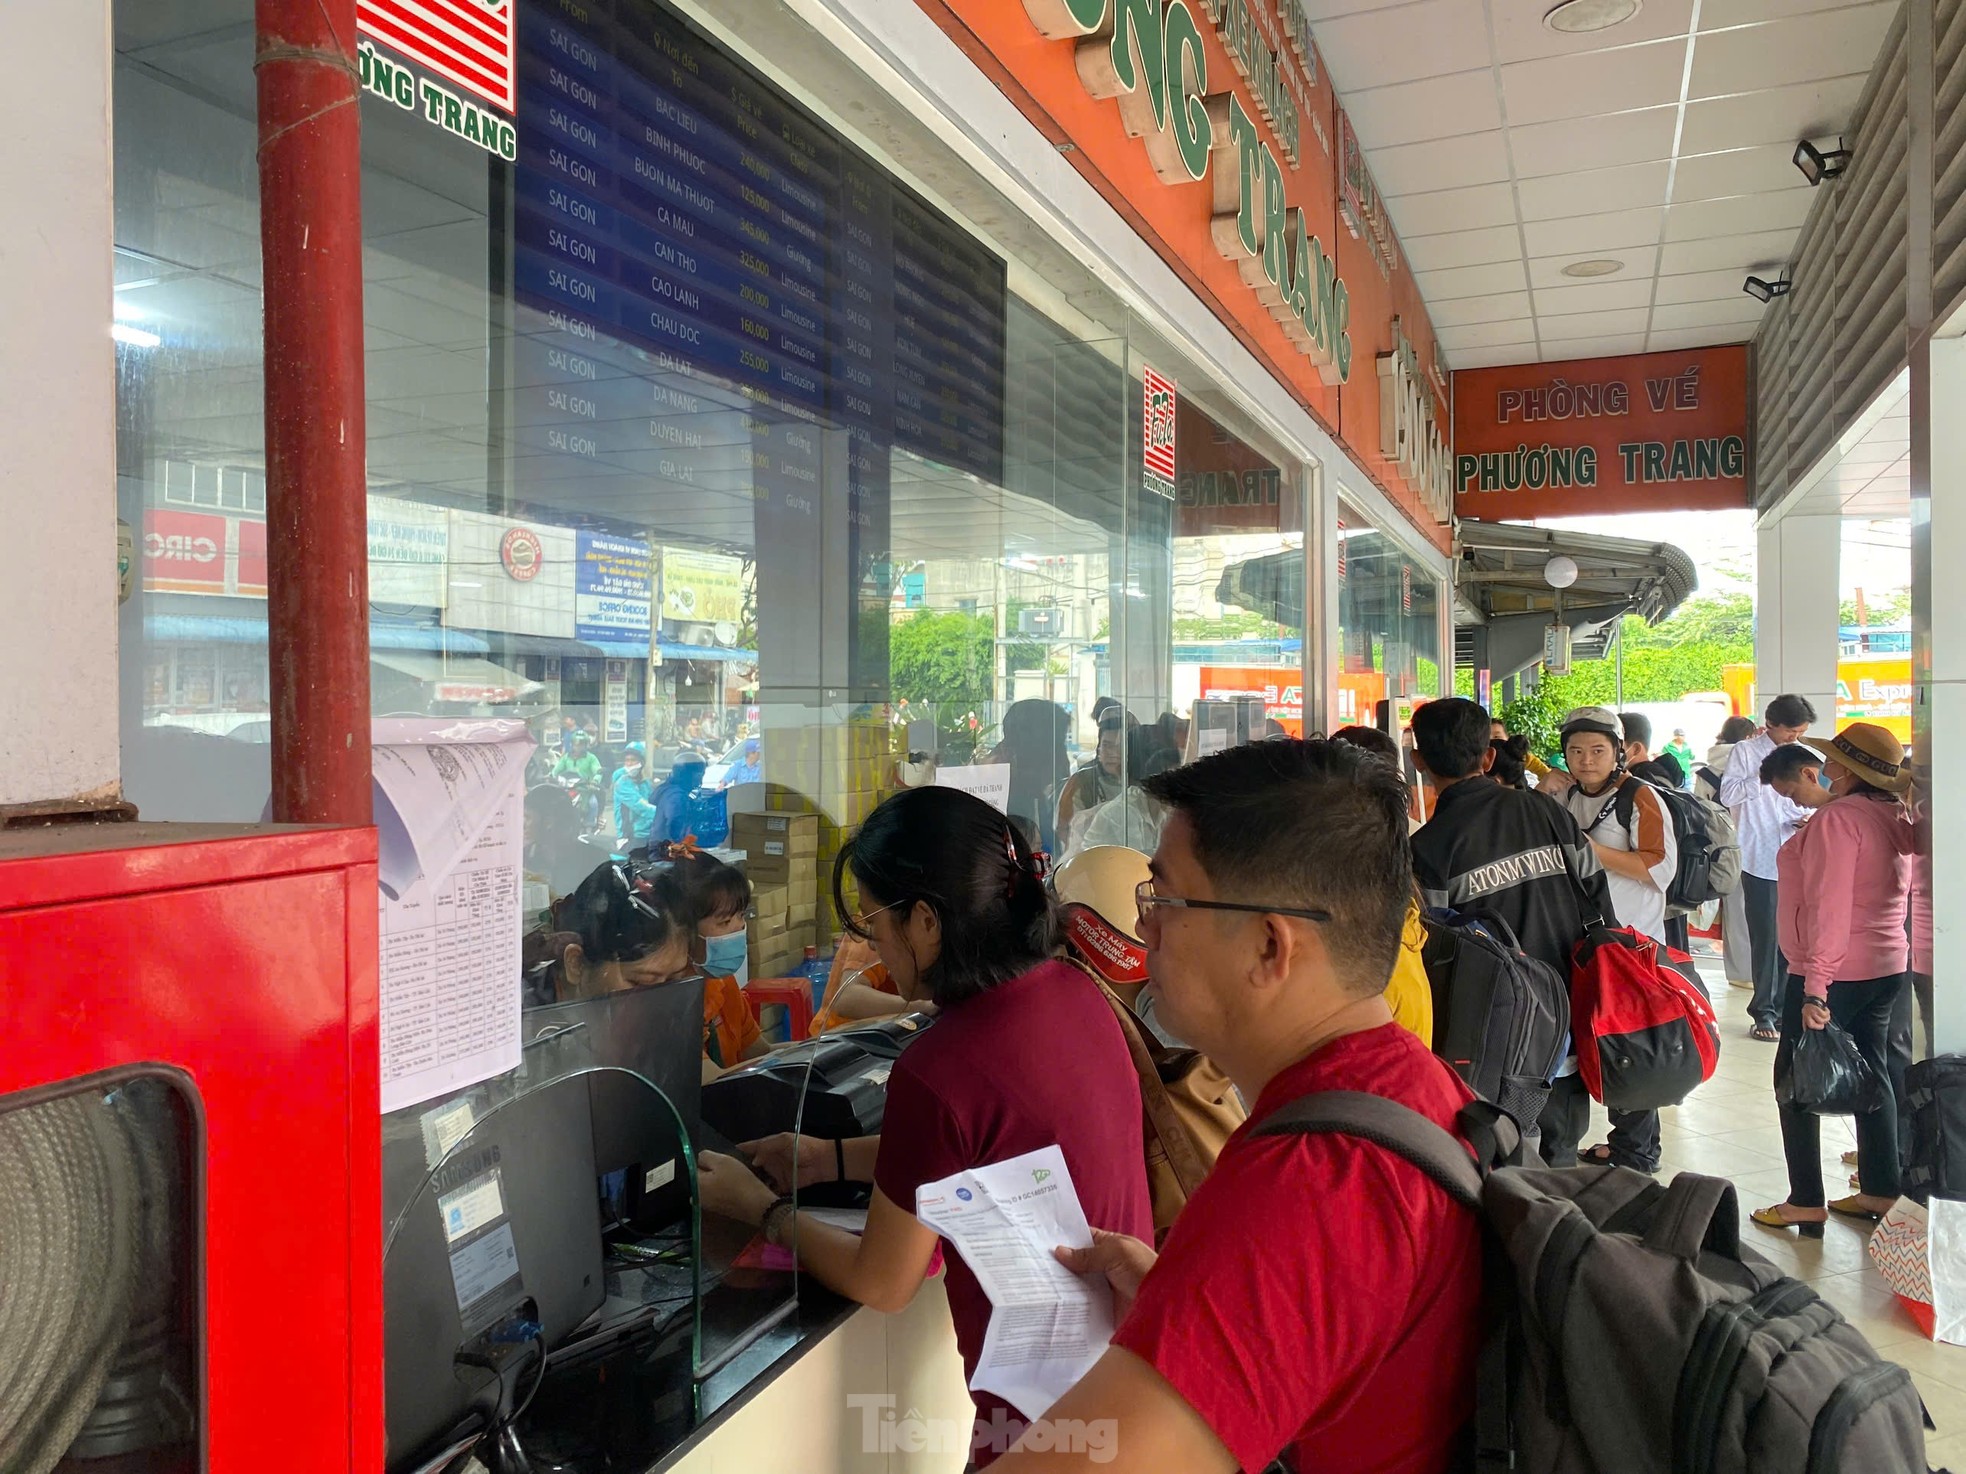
[507,695,1930,1473]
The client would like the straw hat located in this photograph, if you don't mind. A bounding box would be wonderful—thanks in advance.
[1825,722,1911,795]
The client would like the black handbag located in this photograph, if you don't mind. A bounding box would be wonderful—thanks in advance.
[1777,1022,1883,1116]
[1905,1055,1966,1203]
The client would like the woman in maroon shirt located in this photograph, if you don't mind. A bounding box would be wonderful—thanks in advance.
[697,786,1151,1463]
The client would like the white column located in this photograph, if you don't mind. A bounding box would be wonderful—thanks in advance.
[1914,336,1966,1053]
[1305,458,1336,734]
[0,0,119,811]
[1754,514,1841,733]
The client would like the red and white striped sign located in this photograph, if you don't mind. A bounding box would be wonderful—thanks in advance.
[357,0,516,114]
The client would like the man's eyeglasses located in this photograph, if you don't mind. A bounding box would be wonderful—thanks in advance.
[1134,879,1331,927]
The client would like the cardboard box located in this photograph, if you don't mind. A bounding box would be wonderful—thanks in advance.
[749,882,788,927]
[787,899,817,927]
[731,812,819,854]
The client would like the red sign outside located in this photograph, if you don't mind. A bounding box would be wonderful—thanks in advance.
[501,526,544,581]
[1451,345,1750,520]
[1200,666,1303,734]
[236,518,269,596]
[357,0,517,114]
[1143,366,1178,498]
[143,510,229,595]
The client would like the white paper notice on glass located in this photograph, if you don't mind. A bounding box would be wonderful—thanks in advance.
[915,1146,1114,1421]
[933,763,1012,813]
[375,719,532,1113]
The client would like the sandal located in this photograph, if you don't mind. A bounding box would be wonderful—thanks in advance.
[1577,1144,1615,1166]
[1842,1151,1860,1167]
[1751,1203,1826,1238]
[1749,1025,1780,1042]
[1828,1195,1890,1222]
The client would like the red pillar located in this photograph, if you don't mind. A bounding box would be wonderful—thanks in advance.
[256,0,371,825]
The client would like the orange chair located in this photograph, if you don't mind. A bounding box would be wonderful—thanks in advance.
[744,977,814,1044]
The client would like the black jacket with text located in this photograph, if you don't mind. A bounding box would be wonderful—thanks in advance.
[1412,778,1619,974]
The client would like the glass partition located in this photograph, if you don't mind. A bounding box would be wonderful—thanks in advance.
[1335,495,1446,727]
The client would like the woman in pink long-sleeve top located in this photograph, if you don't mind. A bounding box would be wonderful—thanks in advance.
[1752,723,1916,1235]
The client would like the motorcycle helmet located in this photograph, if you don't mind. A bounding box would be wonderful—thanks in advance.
[1051,845,1151,986]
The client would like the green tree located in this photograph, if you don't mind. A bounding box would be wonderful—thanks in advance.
[889,611,994,733]
[1840,587,1911,626]
[1620,592,1755,650]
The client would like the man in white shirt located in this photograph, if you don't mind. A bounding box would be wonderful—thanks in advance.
[1718,694,1818,1041]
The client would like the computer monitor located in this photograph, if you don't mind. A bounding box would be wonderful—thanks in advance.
[522,976,706,1233]
[383,1072,607,1473]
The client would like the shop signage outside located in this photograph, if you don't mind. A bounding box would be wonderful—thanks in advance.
[574,532,655,646]
[661,547,744,627]
[1451,345,1750,519]
[446,511,575,638]
[1143,366,1178,499]
[1377,319,1451,522]
[142,510,228,595]
[368,496,450,608]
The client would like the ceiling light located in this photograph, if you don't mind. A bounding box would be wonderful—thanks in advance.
[1561,259,1625,279]
[1793,138,1850,186]
[111,322,160,348]
[1543,0,1641,33]
[1743,274,1791,303]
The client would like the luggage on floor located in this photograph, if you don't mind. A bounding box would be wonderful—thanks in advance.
[1419,908,1569,1129]
[1905,1054,1966,1204]
[1569,923,1719,1110]
[1257,1091,1932,1474]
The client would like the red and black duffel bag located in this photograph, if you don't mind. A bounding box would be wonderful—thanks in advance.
[1569,923,1720,1110]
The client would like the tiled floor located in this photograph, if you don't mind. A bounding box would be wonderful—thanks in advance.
[1593,959,1966,1466]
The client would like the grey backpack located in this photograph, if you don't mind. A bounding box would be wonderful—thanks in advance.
[1257,1092,1934,1474]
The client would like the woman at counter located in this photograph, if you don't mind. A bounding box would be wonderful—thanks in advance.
[696,785,1151,1463]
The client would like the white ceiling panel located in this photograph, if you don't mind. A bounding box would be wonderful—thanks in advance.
[1534,307,1655,337]
[1403,224,1525,273]
[1489,0,1697,64]
[1428,290,1536,327]
[1436,318,1549,351]
[1689,5,1897,99]
[1516,161,1672,221]
[1508,106,1680,177]
[1652,267,1760,303]
[1499,40,1689,126]
[1540,335,1651,360]
[1677,74,1870,153]
[1314,0,1894,366]
[1671,144,1806,202]
[1369,131,1512,196]
[1340,69,1505,147]
[1415,259,1532,300]
[1663,189,1816,241]
[1648,298,1772,330]
[1452,342,1552,368]
[1521,208,1669,257]
[1526,247,1659,289]
[1645,325,1756,350]
[1384,180,1519,236]
[1314,0,1492,90]
[1657,228,1808,275]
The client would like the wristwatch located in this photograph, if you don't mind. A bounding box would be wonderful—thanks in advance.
[761,1194,797,1248]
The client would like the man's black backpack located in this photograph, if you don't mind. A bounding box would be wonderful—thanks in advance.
[1597,775,1742,913]
[1257,1092,1934,1474]
[1420,910,1569,1131]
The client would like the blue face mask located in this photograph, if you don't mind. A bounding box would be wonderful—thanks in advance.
[703,932,748,976]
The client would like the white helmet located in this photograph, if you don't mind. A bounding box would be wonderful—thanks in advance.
[1051,845,1151,985]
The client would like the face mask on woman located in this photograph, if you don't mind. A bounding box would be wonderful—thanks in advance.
[703,931,748,976]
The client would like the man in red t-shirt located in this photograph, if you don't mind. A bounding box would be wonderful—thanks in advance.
[991,739,1484,1474]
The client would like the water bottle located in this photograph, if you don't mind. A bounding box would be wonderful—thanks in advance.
[797,945,830,1010]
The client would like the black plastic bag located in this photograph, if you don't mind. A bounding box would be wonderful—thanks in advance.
[1778,1022,1884,1116]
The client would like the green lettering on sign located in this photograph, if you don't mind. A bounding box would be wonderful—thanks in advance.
[1163,2,1211,183]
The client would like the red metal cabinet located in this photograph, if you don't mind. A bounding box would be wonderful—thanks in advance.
[0,823,380,1474]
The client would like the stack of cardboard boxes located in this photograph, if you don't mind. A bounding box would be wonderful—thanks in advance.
[736,811,821,980]
[740,716,907,980]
